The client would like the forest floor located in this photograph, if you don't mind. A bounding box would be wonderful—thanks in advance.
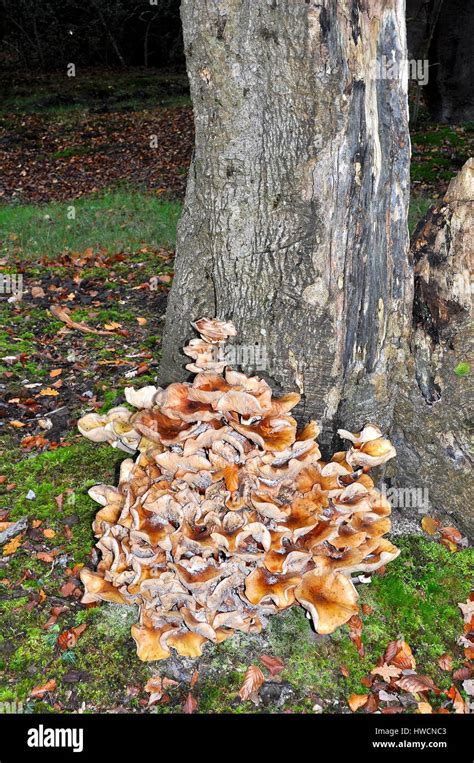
[0,69,472,715]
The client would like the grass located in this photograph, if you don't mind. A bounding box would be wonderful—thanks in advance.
[408,196,433,233]
[0,190,181,261]
[0,68,190,117]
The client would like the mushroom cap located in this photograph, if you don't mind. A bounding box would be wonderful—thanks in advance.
[295,562,359,634]
[244,567,301,608]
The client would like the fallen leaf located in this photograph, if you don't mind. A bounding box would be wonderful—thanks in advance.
[417,701,433,714]
[239,665,265,702]
[259,654,285,676]
[31,286,45,298]
[103,321,122,330]
[440,538,458,553]
[30,679,57,698]
[438,653,453,671]
[36,551,55,563]
[421,516,440,535]
[183,692,198,714]
[58,630,77,650]
[136,317,148,326]
[9,420,26,428]
[39,387,59,397]
[340,665,350,678]
[43,528,56,539]
[190,670,199,688]
[446,685,466,713]
[396,674,439,695]
[50,304,115,336]
[50,369,62,378]
[371,663,402,681]
[348,614,364,657]
[453,666,472,682]
[385,639,416,670]
[144,676,164,705]
[60,581,76,597]
[441,526,462,544]
[462,678,474,695]
[348,693,368,712]
[3,533,24,556]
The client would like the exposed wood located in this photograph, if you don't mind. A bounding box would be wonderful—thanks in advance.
[393,159,473,535]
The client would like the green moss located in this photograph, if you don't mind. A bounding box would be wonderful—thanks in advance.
[0,440,126,569]
[1,469,471,714]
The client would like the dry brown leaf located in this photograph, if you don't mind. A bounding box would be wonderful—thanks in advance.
[136,317,148,326]
[103,321,122,330]
[348,614,364,657]
[190,670,199,688]
[30,679,57,698]
[396,674,439,695]
[239,665,265,702]
[440,538,458,553]
[446,685,466,714]
[36,551,55,563]
[3,533,24,556]
[39,387,59,397]
[390,640,416,670]
[371,663,402,681]
[50,304,115,336]
[43,528,56,539]
[453,666,472,682]
[441,526,462,544]
[50,369,62,378]
[183,692,198,714]
[259,654,285,676]
[348,693,368,712]
[417,701,433,714]
[421,516,440,535]
[438,653,453,671]
[9,420,26,428]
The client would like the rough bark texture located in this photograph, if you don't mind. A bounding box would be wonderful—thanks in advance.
[160,0,411,455]
[392,159,473,536]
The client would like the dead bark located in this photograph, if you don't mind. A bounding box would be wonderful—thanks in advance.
[159,0,411,455]
[393,159,473,536]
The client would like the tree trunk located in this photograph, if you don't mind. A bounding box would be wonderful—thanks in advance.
[392,159,473,536]
[159,0,411,456]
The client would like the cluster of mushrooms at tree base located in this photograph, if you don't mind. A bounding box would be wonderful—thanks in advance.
[78,318,400,661]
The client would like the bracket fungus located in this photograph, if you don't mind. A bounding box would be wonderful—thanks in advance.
[78,318,399,661]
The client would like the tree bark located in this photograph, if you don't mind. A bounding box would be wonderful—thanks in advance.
[159,0,411,455]
[392,159,473,536]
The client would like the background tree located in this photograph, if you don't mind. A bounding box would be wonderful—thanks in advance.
[407,0,474,123]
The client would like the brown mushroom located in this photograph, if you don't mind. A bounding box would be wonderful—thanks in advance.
[78,317,399,661]
[294,561,359,634]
